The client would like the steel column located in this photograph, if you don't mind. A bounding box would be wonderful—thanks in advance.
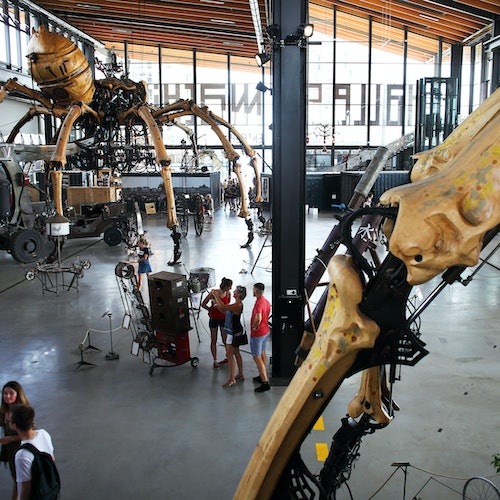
[271,0,307,379]
[491,16,500,92]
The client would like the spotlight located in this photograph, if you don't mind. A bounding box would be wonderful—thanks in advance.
[298,23,314,38]
[256,81,271,93]
[265,24,281,39]
[255,52,271,67]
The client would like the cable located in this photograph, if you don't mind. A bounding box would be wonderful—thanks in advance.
[410,464,499,482]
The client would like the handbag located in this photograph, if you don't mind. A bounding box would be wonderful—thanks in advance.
[232,309,248,347]
[232,331,248,347]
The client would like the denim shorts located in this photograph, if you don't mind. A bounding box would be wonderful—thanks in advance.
[250,332,269,357]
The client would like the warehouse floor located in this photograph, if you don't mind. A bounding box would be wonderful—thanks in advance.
[0,207,498,500]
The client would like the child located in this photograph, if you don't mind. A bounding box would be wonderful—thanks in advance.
[137,236,152,290]
[205,193,214,222]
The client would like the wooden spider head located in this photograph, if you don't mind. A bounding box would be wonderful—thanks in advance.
[26,25,95,106]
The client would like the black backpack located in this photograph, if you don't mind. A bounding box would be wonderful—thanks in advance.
[20,443,61,500]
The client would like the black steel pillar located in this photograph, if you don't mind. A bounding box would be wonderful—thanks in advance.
[450,43,462,111]
[491,16,500,93]
[271,0,307,379]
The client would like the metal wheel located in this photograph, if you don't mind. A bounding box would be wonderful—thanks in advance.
[104,226,123,246]
[191,357,199,367]
[463,477,500,500]
[115,262,135,279]
[175,194,189,237]
[179,212,189,237]
[25,269,36,281]
[193,194,205,236]
[194,214,204,236]
[81,259,91,270]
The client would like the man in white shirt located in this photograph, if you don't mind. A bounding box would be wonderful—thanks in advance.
[9,404,55,500]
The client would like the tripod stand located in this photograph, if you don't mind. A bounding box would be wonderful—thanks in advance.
[250,233,272,274]
[103,311,119,360]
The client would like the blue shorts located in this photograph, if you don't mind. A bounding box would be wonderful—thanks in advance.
[250,332,269,357]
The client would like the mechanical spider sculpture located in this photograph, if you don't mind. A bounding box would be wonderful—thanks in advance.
[0,26,262,263]
[235,88,500,499]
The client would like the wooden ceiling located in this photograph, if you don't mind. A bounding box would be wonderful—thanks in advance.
[32,0,498,58]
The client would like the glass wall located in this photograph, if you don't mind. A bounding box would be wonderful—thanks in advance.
[370,21,406,145]
[0,0,494,170]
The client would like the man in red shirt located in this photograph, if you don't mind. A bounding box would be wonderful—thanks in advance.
[250,282,271,392]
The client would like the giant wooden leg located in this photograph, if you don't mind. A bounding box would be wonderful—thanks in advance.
[48,103,96,215]
[235,255,380,499]
[232,162,250,218]
[161,165,182,264]
[50,170,64,216]
[135,104,182,263]
[250,157,263,203]
[136,105,176,227]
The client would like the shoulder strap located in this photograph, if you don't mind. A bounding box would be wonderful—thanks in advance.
[21,442,53,460]
[241,307,246,333]
[21,442,40,454]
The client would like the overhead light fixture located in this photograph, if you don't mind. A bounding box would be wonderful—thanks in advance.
[283,24,314,46]
[210,18,236,25]
[256,81,272,94]
[298,23,314,38]
[112,28,133,34]
[76,2,101,9]
[265,24,281,39]
[255,52,271,67]
[418,14,439,22]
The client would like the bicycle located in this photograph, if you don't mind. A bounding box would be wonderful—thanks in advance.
[463,477,500,500]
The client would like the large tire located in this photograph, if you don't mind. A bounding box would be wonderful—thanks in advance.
[114,262,135,279]
[194,214,204,236]
[10,229,44,263]
[179,213,189,237]
[103,226,123,246]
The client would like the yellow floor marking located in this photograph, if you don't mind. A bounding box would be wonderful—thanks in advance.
[313,415,325,431]
[316,442,329,462]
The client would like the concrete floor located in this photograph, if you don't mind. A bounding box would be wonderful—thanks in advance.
[0,207,498,500]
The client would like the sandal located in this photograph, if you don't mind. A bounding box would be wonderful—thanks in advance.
[235,374,245,381]
[223,380,236,388]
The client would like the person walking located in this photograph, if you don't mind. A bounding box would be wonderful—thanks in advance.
[213,285,247,387]
[250,283,271,393]
[0,382,30,500]
[10,404,56,500]
[136,236,152,291]
[202,277,233,368]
